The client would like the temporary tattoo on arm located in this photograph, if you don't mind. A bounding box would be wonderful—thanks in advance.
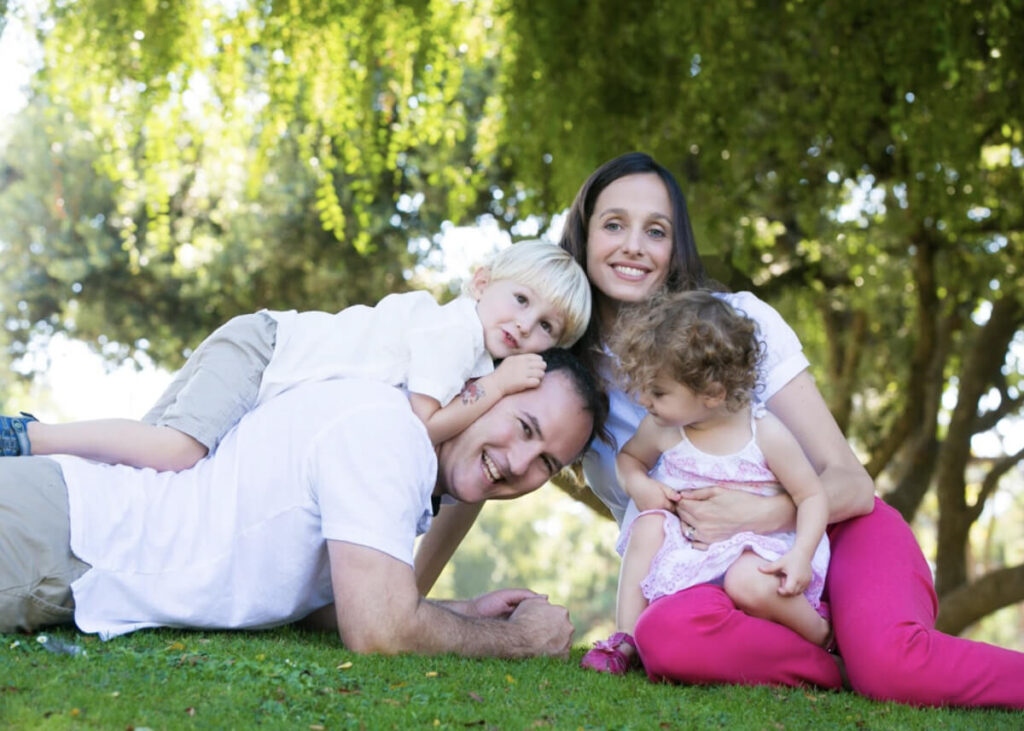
[460,380,485,405]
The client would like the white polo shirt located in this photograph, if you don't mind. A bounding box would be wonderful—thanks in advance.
[54,379,437,640]
[583,291,811,526]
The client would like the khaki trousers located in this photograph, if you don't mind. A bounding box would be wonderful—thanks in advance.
[0,457,90,633]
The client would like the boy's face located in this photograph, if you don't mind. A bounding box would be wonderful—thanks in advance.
[469,269,564,359]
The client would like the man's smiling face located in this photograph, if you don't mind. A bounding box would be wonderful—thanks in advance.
[435,371,592,503]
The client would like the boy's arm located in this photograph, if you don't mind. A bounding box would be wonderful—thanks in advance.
[617,416,677,511]
[412,354,546,445]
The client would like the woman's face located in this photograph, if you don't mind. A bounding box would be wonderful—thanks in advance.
[585,173,675,314]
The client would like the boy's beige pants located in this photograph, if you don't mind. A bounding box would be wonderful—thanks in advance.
[0,457,90,633]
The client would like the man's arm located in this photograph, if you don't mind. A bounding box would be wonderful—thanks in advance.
[415,501,483,595]
[329,540,573,658]
[301,588,545,631]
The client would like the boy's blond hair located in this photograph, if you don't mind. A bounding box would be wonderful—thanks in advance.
[469,239,592,348]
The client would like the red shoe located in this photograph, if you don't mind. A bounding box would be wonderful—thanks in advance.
[580,632,637,675]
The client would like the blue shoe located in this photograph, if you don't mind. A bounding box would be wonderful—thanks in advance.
[0,412,37,456]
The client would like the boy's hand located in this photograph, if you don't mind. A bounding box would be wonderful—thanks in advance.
[758,550,812,596]
[491,354,546,395]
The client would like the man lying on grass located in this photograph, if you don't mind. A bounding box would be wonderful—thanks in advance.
[0,348,602,659]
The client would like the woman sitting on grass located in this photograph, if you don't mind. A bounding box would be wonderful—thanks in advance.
[417,151,1024,708]
[581,290,831,674]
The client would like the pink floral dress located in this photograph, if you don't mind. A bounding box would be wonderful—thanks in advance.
[619,409,830,612]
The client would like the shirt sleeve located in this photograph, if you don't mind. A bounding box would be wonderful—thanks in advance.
[720,291,810,403]
[309,393,436,567]
[404,296,488,407]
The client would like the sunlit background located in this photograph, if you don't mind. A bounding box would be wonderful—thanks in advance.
[1,1,1021,650]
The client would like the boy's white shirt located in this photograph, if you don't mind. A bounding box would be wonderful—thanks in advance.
[260,292,494,408]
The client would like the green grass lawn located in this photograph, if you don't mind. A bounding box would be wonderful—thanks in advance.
[2,626,1020,729]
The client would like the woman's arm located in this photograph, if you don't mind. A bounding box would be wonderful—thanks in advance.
[676,370,874,543]
[766,371,875,522]
[414,501,483,595]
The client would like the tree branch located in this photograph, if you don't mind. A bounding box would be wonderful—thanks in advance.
[883,437,940,521]
[879,230,950,520]
[936,564,1024,635]
[551,464,613,520]
[972,389,1024,434]
[935,294,1024,593]
[967,445,1024,524]
[939,296,1024,495]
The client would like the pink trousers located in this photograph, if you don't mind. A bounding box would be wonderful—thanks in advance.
[634,498,1024,708]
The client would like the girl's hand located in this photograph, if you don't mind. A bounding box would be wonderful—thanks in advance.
[660,482,681,507]
[675,486,796,546]
[491,354,546,395]
[631,476,678,512]
[758,551,812,596]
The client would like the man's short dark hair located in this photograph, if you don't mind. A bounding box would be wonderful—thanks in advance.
[538,348,608,451]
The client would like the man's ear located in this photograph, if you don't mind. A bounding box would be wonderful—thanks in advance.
[468,267,491,300]
[702,383,727,408]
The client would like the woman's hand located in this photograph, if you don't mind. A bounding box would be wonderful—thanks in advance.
[675,486,796,548]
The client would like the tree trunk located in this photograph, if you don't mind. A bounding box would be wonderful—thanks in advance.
[934,296,1024,597]
[551,464,613,520]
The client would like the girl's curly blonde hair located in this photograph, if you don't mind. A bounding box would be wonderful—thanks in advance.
[608,290,764,411]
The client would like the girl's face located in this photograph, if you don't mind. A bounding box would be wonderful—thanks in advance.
[636,374,713,428]
[585,173,675,317]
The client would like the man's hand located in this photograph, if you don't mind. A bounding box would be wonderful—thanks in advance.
[329,540,571,658]
[490,354,546,396]
[507,597,574,659]
[468,588,547,619]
